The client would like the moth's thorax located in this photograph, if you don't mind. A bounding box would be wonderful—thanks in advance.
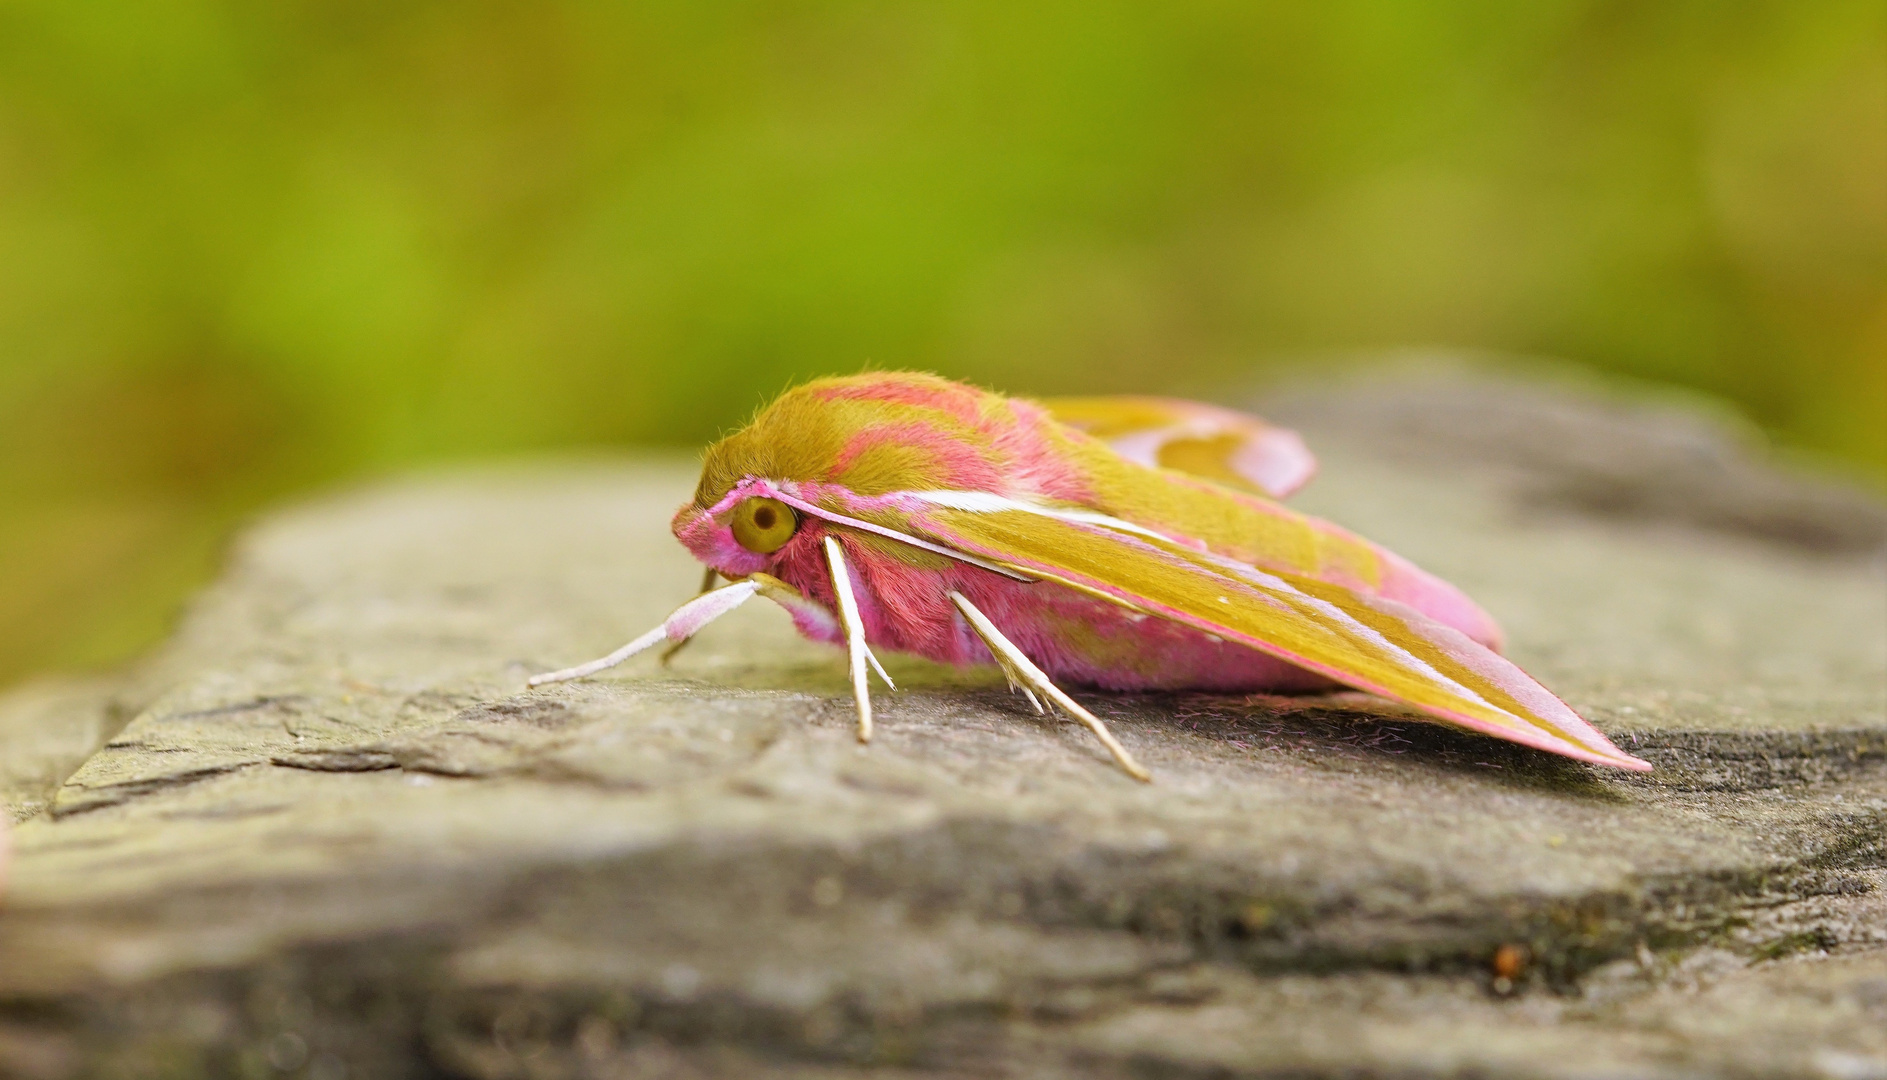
[689,372,1092,513]
[673,369,1099,584]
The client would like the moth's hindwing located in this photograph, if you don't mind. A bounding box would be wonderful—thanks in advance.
[1043,395,1317,499]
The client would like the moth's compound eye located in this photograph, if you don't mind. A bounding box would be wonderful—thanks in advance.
[730,497,798,554]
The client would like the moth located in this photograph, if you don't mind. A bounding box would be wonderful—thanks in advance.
[531,372,1650,780]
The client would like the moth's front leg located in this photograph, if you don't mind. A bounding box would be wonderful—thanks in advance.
[658,565,724,665]
[527,579,763,687]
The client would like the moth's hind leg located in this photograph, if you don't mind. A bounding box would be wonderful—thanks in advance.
[947,591,1151,782]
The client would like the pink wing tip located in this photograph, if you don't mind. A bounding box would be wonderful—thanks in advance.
[1593,745,1654,772]
[1555,742,1654,772]
[1416,700,1653,772]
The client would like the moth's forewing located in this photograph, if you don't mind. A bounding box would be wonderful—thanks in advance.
[1042,395,1317,500]
[906,503,1649,771]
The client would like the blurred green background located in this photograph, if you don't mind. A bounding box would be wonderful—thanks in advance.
[0,0,1882,689]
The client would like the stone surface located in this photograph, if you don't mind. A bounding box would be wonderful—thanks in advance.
[0,367,1882,1079]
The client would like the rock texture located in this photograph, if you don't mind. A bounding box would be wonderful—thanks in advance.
[1,366,1883,1080]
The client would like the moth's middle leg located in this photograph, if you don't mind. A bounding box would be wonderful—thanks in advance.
[822,536,894,743]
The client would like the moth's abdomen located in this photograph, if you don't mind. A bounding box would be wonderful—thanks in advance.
[775,535,1336,692]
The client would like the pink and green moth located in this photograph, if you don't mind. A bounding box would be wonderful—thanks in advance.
[531,372,1651,781]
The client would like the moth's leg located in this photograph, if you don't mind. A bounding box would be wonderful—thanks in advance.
[822,536,892,744]
[659,566,722,665]
[967,617,1058,720]
[1000,672,1047,715]
[528,580,760,687]
[746,571,896,692]
[985,645,1047,715]
[863,644,895,689]
[947,590,1151,782]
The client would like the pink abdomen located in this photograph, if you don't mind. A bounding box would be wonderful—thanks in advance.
[773,541,1340,693]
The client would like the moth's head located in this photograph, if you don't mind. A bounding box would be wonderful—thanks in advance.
[670,485,810,580]
[671,371,1030,576]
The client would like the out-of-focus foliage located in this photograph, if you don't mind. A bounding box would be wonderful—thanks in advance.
[0,0,1882,686]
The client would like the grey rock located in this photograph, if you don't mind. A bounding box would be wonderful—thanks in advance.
[0,368,1882,1079]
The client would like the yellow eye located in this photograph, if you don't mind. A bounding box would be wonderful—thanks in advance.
[730,497,798,554]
